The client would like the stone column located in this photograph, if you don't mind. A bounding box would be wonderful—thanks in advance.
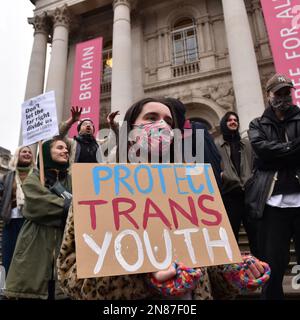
[20,13,49,147]
[196,20,205,54]
[203,17,213,52]
[25,13,49,100]
[111,0,133,119]
[222,0,265,135]
[196,16,215,71]
[252,0,267,40]
[46,5,70,123]
[132,16,144,101]
[252,0,271,58]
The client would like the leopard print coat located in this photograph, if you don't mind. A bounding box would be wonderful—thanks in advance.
[57,206,240,300]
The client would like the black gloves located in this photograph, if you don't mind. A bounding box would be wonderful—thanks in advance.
[49,181,72,200]
[49,181,72,228]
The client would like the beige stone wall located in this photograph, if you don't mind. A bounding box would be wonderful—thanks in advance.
[136,0,274,133]
[28,0,275,132]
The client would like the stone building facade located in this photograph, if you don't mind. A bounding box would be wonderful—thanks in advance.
[27,0,275,136]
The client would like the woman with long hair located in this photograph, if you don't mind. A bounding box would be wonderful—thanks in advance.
[0,146,34,275]
[4,139,72,299]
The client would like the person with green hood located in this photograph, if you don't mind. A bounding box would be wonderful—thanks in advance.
[4,138,72,300]
[0,146,34,276]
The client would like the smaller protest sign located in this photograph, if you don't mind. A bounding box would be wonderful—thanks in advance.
[22,91,59,146]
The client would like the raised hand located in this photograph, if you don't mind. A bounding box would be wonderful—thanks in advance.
[107,111,120,129]
[71,106,82,123]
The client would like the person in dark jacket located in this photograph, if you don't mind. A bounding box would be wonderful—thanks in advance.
[216,112,258,257]
[163,98,222,189]
[0,146,34,275]
[59,107,103,164]
[248,73,300,299]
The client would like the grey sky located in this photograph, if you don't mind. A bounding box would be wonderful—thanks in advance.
[0,1,35,152]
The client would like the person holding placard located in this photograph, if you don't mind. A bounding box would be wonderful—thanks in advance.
[0,146,34,276]
[57,98,270,300]
[4,139,72,300]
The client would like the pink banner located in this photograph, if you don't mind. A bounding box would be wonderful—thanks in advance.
[69,37,103,137]
[261,0,300,107]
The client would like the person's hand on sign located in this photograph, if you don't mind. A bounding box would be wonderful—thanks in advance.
[224,254,271,291]
[71,106,82,123]
[152,264,176,282]
[242,255,265,279]
[107,111,120,132]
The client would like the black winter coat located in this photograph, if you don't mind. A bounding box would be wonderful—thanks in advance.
[246,105,300,218]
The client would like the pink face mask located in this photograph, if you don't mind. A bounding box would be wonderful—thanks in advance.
[132,120,174,156]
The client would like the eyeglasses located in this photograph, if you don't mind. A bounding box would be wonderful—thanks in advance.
[81,121,93,126]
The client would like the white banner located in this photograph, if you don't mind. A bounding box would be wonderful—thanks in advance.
[22,91,59,146]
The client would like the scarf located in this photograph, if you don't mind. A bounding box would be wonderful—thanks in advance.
[15,166,33,209]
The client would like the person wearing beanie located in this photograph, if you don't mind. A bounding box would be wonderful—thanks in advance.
[248,73,300,299]
[163,98,222,189]
[4,138,72,300]
[0,146,34,276]
[216,111,258,257]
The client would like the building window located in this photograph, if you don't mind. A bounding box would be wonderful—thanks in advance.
[102,47,112,83]
[101,42,112,95]
[172,17,199,65]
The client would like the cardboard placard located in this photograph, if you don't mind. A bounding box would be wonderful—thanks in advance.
[72,163,242,279]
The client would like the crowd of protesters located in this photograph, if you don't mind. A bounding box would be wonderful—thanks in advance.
[0,73,299,300]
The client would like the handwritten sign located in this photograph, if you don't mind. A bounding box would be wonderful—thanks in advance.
[72,163,242,279]
[21,91,59,146]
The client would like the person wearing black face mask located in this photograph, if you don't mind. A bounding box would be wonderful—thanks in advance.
[247,73,300,299]
[269,88,293,112]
